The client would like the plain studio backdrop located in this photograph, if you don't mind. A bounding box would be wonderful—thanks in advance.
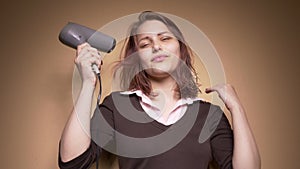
[0,1,299,169]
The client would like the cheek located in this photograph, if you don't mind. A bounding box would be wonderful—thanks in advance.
[174,44,181,57]
[138,50,152,67]
[138,49,150,57]
[165,43,180,57]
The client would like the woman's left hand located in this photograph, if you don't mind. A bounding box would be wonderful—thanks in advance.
[205,84,242,111]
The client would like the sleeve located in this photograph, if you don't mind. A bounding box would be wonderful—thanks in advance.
[58,94,115,169]
[58,141,101,169]
[210,108,234,169]
[91,94,116,154]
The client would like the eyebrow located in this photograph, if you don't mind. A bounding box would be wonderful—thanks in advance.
[137,31,172,43]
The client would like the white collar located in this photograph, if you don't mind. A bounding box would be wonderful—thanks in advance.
[120,90,203,109]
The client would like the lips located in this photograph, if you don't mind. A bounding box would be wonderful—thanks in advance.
[151,55,168,62]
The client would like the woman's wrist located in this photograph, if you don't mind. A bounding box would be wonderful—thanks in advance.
[82,81,96,91]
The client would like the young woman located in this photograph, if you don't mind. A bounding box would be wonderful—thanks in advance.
[59,11,261,169]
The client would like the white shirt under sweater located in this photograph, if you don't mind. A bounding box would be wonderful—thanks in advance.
[121,90,202,126]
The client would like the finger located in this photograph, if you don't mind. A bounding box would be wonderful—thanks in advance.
[80,56,101,66]
[76,47,100,64]
[91,59,102,73]
[89,48,101,60]
[94,59,102,68]
[87,46,98,53]
[77,43,90,56]
[77,58,101,74]
[205,83,225,93]
[75,47,90,64]
[205,87,217,94]
[83,46,100,59]
[205,88,211,93]
[77,42,90,51]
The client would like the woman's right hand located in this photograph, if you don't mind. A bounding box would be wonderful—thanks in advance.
[75,43,102,86]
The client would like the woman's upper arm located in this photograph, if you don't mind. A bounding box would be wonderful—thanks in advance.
[210,108,234,169]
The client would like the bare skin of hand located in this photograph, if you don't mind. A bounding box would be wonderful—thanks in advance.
[75,43,102,86]
[205,84,242,111]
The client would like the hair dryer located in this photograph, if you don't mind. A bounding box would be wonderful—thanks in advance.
[59,22,116,74]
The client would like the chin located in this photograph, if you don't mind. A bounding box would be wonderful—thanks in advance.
[146,68,173,78]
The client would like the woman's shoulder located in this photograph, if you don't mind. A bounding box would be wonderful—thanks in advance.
[194,100,230,143]
[193,98,223,113]
[100,91,140,108]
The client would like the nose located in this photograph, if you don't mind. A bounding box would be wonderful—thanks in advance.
[152,39,161,52]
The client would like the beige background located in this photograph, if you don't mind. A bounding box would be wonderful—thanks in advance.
[0,0,299,169]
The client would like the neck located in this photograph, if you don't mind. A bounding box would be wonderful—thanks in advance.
[149,75,179,100]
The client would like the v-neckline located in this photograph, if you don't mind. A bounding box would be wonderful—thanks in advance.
[129,93,200,131]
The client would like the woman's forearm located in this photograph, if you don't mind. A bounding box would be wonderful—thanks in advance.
[231,105,261,169]
[60,82,95,162]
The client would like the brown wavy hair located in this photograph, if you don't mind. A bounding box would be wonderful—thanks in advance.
[114,11,200,98]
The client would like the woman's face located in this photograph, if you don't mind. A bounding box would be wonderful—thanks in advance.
[135,20,180,78]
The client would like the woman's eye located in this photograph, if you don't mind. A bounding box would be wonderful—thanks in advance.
[139,43,150,48]
[161,36,172,41]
